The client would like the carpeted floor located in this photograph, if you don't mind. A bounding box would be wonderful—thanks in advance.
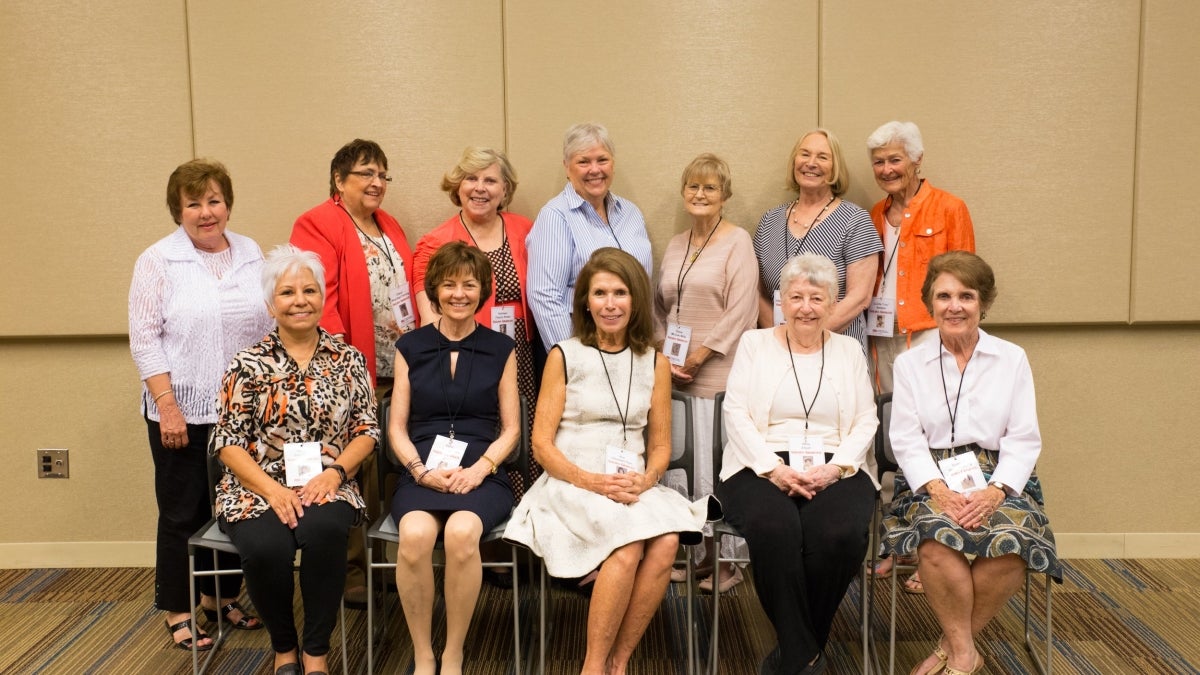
[2,558,1199,674]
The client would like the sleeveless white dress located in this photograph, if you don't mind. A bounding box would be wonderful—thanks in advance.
[503,338,714,577]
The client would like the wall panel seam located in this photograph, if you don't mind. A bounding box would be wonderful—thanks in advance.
[501,0,510,153]
[1128,0,1146,324]
[183,0,197,158]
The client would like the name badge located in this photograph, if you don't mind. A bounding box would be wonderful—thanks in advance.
[663,323,692,367]
[389,284,416,332]
[787,436,825,470]
[938,451,987,494]
[426,434,468,470]
[866,296,896,338]
[772,290,784,326]
[491,304,516,338]
[605,444,639,475]
[283,441,323,487]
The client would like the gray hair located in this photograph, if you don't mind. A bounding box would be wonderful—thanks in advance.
[779,253,839,301]
[866,121,924,162]
[261,244,326,303]
[563,122,615,162]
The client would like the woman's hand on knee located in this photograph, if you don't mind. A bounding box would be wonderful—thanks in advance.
[266,484,304,528]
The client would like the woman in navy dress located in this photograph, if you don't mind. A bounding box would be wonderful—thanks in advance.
[388,241,519,675]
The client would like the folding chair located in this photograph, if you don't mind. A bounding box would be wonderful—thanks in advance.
[867,392,1053,674]
[187,441,348,675]
[365,395,524,675]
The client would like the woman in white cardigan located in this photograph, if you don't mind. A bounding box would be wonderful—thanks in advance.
[717,252,878,675]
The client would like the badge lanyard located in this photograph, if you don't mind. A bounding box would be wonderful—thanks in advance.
[674,218,720,318]
[459,212,508,250]
[781,195,835,259]
[785,331,826,437]
[436,322,477,439]
[938,338,973,446]
[344,205,399,278]
[597,347,634,446]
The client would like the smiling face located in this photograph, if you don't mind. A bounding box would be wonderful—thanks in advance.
[871,141,921,197]
[792,133,835,194]
[565,143,614,205]
[334,158,388,219]
[457,162,507,223]
[435,271,482,322]
[781,276,832,340]
[587,271,632,341]
[178,180,230,252]
[269,266,324,336]
[682,173,725,221]
[930,272,982,342]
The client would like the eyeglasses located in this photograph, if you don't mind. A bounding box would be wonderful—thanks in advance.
[347,170,392,183]
[684,183,721,195]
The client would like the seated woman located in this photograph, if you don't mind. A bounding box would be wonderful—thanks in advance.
[884,251,1060,675]
[504,247,714,675]
[213,245,378,675]
[718,253,879,675]
[388,241,520,675]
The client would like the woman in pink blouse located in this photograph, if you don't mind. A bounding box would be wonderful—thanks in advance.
[653,154,758,592]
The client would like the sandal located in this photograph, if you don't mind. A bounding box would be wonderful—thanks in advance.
[202,601,263,630]
[165,617,213,651]
[942,655,984,675]
[903,572,925,595]
[699,565,744,594]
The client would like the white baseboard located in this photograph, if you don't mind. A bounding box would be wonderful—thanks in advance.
[2,534,1198,568]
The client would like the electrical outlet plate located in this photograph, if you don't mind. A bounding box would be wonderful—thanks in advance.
[38,449,69,478]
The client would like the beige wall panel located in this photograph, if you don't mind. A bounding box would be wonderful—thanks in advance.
[822,2,1139,325]
[504,1,820,256]
[992,326,1200,534]
[0,2,193,336]
[186,1,505,249]
[1132,2,1200,321]
[0,341,155,545]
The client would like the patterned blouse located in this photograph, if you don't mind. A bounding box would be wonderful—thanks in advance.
[212,328,379,523]
[357,228,407,379]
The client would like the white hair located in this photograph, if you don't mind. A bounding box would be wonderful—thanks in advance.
[261,244,325,303]
[779,253,839,301]
[867,121,924,162]
[563,122,614,162]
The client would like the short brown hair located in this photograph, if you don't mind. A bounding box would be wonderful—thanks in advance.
[441,147,519,210]
[921,251,998,315]
[329,139,389,198]
[787,129,850,197]
[423,241,493,314]
[681,153,733,200]
[571,247,654,354]
[166,159,233,225]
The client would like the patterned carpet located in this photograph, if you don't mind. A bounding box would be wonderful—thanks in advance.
[1,558,1198,674]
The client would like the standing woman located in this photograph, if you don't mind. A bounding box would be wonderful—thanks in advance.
[389,242,520,675]
[290,138,416,607]
[412,147,540,496]
[653,153,758,592]
[129,158,271,651]
[526,122,654,352]
[752,129,882,353]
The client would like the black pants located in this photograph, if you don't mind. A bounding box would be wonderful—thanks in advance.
[147,418,242,612]
[718,469,874,670]
[224,501,356,656]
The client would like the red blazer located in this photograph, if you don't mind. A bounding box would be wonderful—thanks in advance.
[290,197,415,384]
[412,211,534,340]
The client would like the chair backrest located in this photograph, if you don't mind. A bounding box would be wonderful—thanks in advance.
[874,392,897,477]
[712,390,727,483]
[205,428,224,509]
[664,390,695,492]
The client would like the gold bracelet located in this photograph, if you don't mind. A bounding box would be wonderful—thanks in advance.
[152,389,174,403]
[480,455,498,474]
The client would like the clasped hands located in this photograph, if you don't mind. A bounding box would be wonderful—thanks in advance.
[767,463,841,499]
[418,464,488,495]
[927,481,1005,530]
[268,468,343,528]
[584,470,653,504]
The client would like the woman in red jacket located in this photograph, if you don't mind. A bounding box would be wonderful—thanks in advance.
[289,138,415,607]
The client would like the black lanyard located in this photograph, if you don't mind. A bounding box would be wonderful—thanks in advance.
[459,212,508,250]
[597,347,634,446]
[782,195,835,259]
[879,229,900,293]
[938,338,973,446]
[785,331,825,436]
[436,322,477,439]
[674,218,720,317]
[343,205,397,276]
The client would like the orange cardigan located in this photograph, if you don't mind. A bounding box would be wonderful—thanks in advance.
[412,211,534,340]
[290,197,415,384]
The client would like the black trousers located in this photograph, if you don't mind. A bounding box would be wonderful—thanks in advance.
[224,501,356,656]
[147,417,242,612]
[718,469,874,670]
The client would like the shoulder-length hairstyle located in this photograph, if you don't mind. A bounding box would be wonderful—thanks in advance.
[261,244,326,302]
[787,128,851,197]
[423,241,493,314]
[441,147,519,211]
[167,158,233,225]
[920,250,997,315]
[329,139,389,198]
[571,247,654,354]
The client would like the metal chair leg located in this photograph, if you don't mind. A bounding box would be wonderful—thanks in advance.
[1024,570,1053,675]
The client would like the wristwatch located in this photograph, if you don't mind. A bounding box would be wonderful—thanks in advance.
[988,479,1006,494]
[328,464,348,485]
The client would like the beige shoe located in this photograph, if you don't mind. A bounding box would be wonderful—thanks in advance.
[699,565,744,593]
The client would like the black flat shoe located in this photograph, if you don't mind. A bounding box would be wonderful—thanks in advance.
[202,600,263,630]
[165,617,212,652]
[274,664,300,675]
[800,652,828,674]
[482,568,514,589]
